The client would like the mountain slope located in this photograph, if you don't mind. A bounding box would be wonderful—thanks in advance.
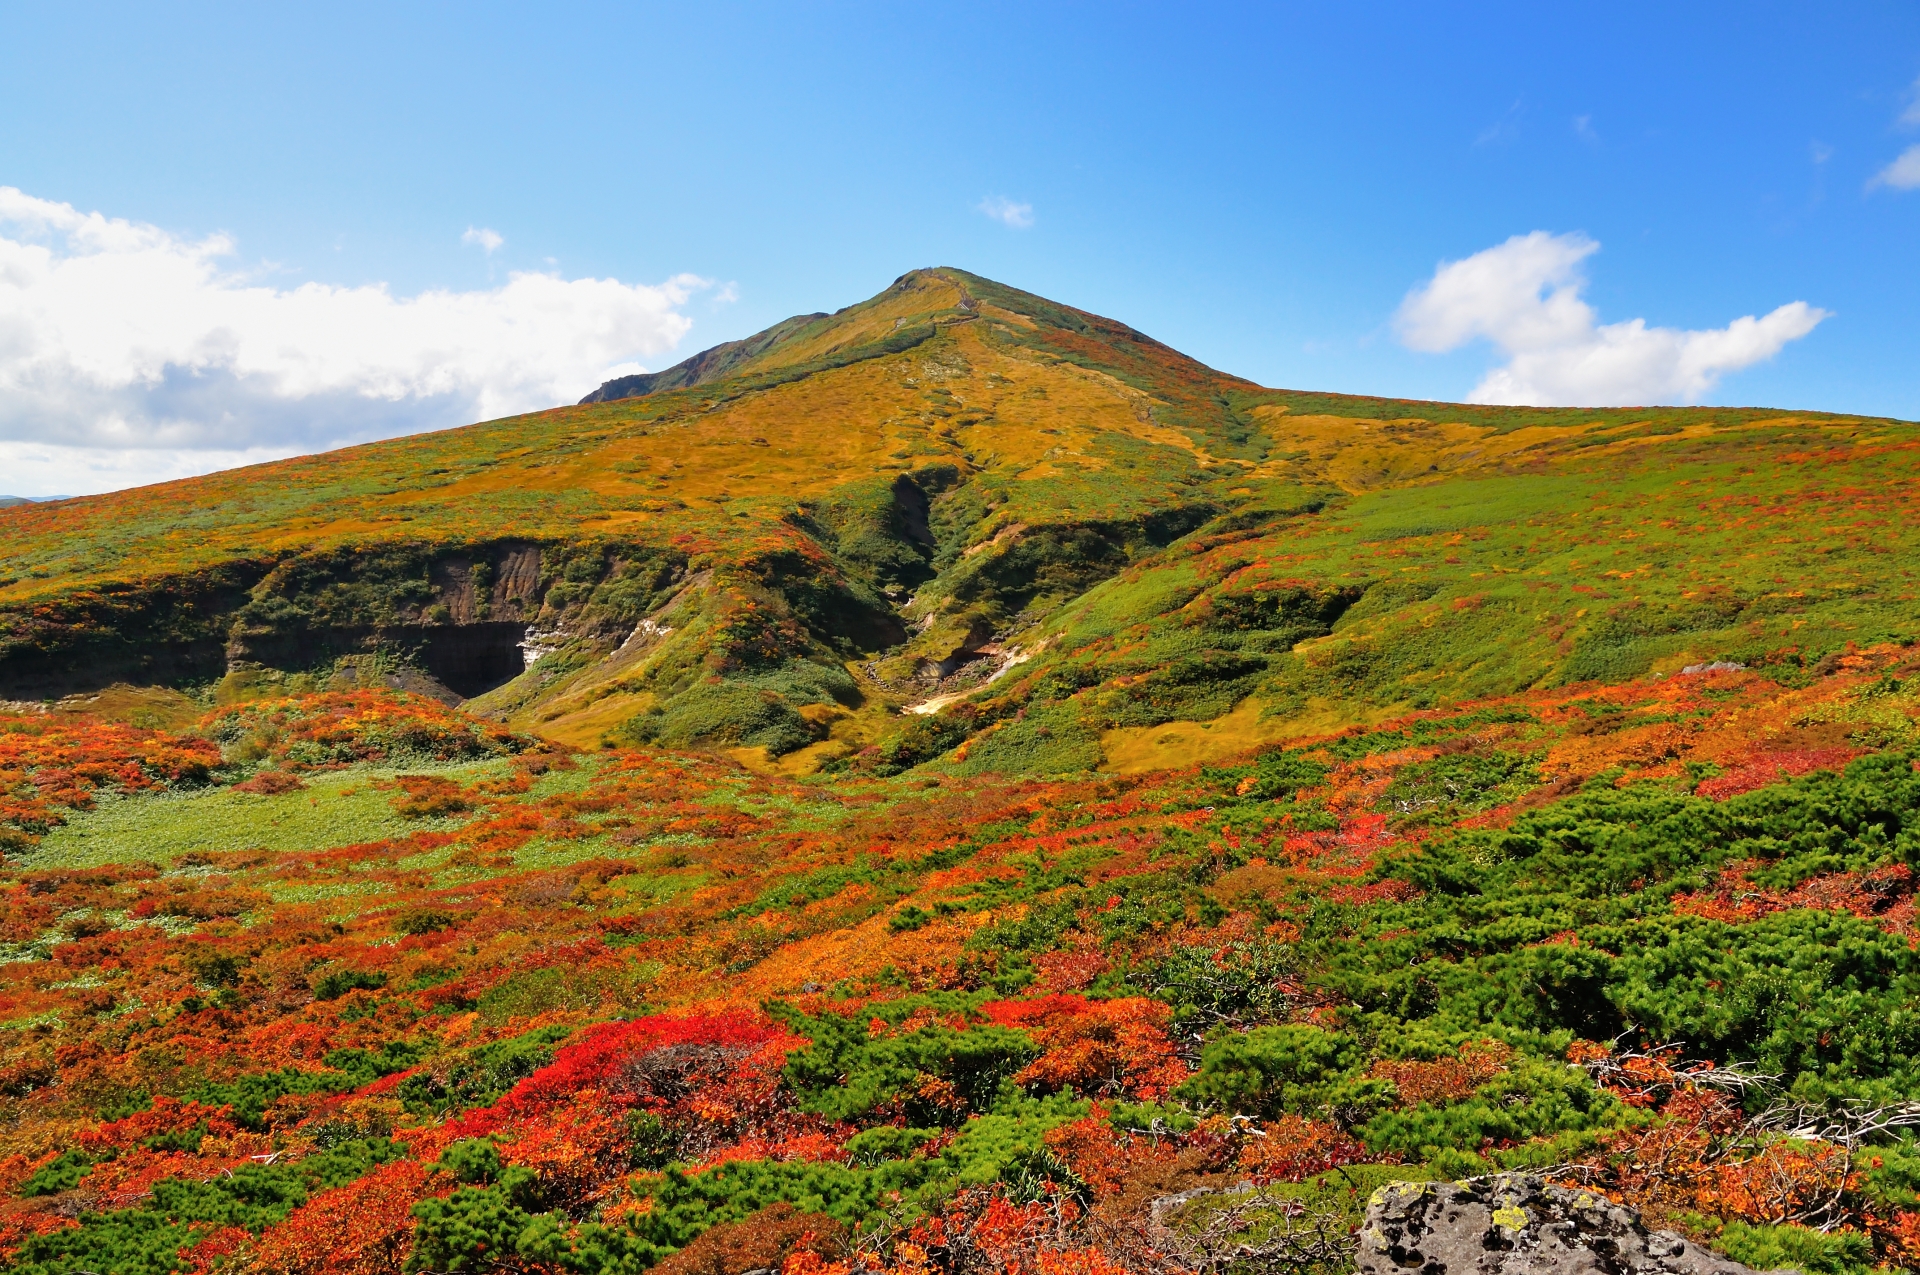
[0,267,1912,778]
[8,270,1920,1275]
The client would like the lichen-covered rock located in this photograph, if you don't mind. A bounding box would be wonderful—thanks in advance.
[1357,1175,1792,1275]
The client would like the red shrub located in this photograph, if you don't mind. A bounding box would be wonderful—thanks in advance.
[984,996,1189,1101]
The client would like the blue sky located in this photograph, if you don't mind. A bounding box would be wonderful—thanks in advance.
[2,2,1918,494]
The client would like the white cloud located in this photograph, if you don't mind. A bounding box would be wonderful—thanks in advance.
[0,187,704,493]
[1871,144,1920,191]
[977,196,1034,229]
[462,225,504,254]
[1396,230,1828,407]
[0,439,302,498]
[1868,78,1920,191]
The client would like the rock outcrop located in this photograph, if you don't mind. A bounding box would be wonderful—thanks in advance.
[1358,1175,1791,1275]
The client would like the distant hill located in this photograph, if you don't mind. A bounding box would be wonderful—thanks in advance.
[0,266,1912,775]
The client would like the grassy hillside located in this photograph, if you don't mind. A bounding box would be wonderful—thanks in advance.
[0,268,1907,779]
[3,269,1920,1275]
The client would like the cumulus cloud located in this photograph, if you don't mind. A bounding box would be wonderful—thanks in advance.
[977,196,1034,229]
[1871,144,1920,191]
[461,225,504,253]
[0,187,705,493]
[1395,231,1827,406]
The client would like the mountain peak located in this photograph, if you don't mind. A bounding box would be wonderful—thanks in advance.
[578,266,1181,406]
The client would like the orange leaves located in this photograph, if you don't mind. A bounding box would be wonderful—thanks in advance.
[984,996,1189,1101]
[1043,1116,1179,1201]
[387,773,474,819]
[0,710,219,846]
[1874,1210,1920,1266]
[495,1090,633,1209]
[1572,1041,1866,1235]
[1235,1115,1368,1184]
[231,769,307,794]
[659,1205,847,1275]
[243,1158,436,1275]
[199,689,523,770]
[1698,1139,1853,1228]
[1030,949,1109,994]
[1370,1039,1512,1108]
[952,1190,1087,1274]
[1672,861,1917,938]
[1030,1247,1135,1275]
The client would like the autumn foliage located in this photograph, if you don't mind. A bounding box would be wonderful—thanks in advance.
[6,647,1920,1275]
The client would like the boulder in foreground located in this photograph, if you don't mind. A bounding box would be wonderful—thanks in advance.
[1358,1175,1791,1275]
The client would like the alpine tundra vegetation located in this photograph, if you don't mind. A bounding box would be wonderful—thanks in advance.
[4,270,1920,1275]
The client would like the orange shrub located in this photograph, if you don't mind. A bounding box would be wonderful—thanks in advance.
[1370,1039,1512,1107]
[244,1158,438,1275]
[984,996,1189,1101]
[1236,1114,1368,1183]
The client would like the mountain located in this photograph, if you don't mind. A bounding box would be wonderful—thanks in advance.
[4,268,1920,1275]
[1,267,1909,775]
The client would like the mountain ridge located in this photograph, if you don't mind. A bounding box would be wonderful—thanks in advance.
[0,266,1912,778]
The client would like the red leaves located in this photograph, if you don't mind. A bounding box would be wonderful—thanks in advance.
[1696,748,1860,801]
[1325,878,1423,907]
[451,1011,806,1139]
[984,996,1189,1102]
[387,774,472,819]
[1030,949,1109,994]
[75,1096,239,1155]
[1673,861,1916,938]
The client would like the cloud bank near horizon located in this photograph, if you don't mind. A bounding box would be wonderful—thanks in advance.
[0,187,705,495]
[1396,231,1827,407]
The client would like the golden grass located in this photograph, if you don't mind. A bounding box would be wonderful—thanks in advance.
[1098,695,1411,774]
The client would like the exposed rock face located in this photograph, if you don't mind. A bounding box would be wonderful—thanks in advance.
[1359,1176,1790,1275]
[492,544,542,617]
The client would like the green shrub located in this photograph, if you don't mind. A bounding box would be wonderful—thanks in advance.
[647,681,817,756]
[11,1140,400,1275]
[779,996,1038,1120]
[20,1148,95,1196]
[1176,1025,1363,1118]
[310,966,388,1001]
[395,1025,575,1118]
